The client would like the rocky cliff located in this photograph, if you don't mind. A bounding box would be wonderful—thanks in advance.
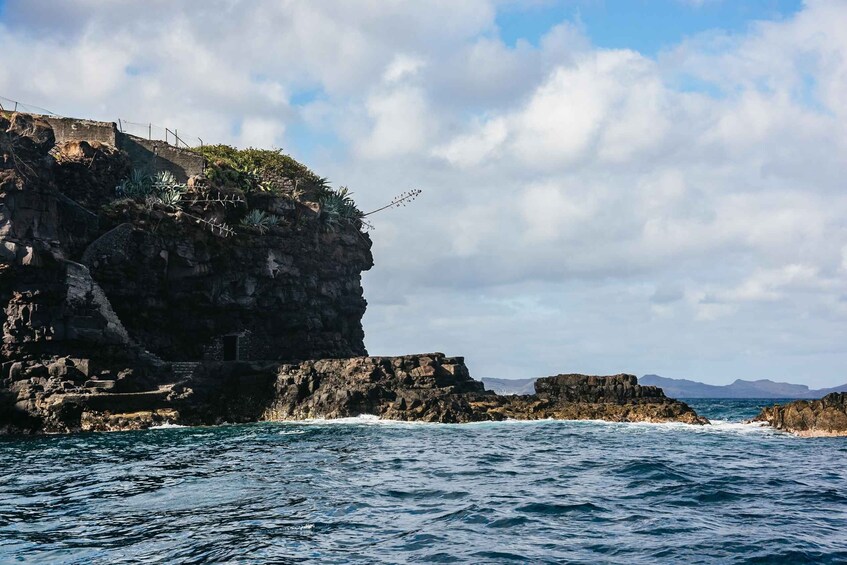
[1,112,706,434]
[1,112,371,363]
[754,393,847,437]
[1,352,706,433]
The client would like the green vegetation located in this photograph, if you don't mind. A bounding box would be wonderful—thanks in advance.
[194,145,330,197]
[193,144,370,232]
[239,209,281,234]
[116,169,186,206]
[318,186,362,230]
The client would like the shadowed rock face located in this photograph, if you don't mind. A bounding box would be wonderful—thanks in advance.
[1,113,371,363]
[754,393,847,436]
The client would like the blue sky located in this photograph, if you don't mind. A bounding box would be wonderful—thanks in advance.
[1,1,845,386]
[496,0,803,53]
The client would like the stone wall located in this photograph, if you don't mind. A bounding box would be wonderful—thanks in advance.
[203,331,253,361]
[42,117,118,146]
[118,134,205,182]
[38,115,204,182]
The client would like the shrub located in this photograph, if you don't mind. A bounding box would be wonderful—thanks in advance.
[116,169,154,198]
[115,169,186,207]
[194,145,330,197]
[319,186,363,231]
[239,209,280,234]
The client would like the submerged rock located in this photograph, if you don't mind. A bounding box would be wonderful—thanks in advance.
[754,393,847,437]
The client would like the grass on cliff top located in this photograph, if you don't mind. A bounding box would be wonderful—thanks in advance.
[194,145,326,190]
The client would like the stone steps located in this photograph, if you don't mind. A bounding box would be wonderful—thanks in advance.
[66,385,174,413]
[83,379,116,392]
[171,362,201,379]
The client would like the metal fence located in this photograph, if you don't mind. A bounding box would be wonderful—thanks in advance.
[0,95,204,148]
[117,119,203,149]
[0,95,59,116]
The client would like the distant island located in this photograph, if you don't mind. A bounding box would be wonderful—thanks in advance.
[484,375,847,399]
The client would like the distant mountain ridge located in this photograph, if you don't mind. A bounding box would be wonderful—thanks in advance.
[635,375,847,399]
[482,375,847,399]
[481,377,538,395]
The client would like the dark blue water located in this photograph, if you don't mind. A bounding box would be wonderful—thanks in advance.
[1,399,846,564]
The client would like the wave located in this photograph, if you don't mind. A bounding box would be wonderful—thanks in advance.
[270,414,778,434]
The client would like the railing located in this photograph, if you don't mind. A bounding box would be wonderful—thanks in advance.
[0,94,204,148]
[0,95,60,116]
[117,118,203,148]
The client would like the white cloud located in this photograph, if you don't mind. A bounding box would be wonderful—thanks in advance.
[2,0,847,386]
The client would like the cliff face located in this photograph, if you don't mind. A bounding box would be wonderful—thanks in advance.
[1,113,372,366]
[1,113,374,432]
[754,393,847,437]
[82,206,371,361]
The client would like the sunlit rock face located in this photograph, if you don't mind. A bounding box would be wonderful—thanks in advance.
[755,393,847,437]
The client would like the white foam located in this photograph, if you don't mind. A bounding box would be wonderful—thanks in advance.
[149,422,188,429]
[258,414,783,436]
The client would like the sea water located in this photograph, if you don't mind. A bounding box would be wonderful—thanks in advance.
[0,399,845,563]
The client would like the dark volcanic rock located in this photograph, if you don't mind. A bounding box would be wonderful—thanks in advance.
[1,354,708,433]
[0,113,706,434]
[2,111,372,363]
[266,353,489,423]
[265,356,707,425]
[754,393,847,436]
[53,140,131,209]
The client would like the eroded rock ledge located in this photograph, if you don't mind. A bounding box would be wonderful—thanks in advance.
[754,393,847,437]
[1,353,707,434]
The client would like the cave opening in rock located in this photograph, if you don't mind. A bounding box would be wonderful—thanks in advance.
[223,335,239,361]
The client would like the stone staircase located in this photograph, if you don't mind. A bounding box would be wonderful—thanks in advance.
[171,361,201,380]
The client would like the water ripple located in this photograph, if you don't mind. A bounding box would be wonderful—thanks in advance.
[1,399,846,563]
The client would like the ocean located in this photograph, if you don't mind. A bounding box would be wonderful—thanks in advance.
[1,399,845,564]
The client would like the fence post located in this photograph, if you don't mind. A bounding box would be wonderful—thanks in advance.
[14,102,18,112]
[118,118,122,132]
[175,129,178,147]
[149,123,152,140]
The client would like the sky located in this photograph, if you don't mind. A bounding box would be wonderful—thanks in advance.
[1,0,845,387]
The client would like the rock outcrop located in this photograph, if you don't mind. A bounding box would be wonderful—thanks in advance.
[0,353,707,433]
[267,358,707,424]
[0,111,706,434]
[754,393,847,437]
[1,112,371,363]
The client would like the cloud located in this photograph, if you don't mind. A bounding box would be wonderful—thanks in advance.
[1,0,846,386]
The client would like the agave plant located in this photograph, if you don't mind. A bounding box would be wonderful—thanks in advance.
[239,209,279,234]
[318,186,363,231]
[158,187,185,207]
[264,214,280,228]
[116,168,154,198]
